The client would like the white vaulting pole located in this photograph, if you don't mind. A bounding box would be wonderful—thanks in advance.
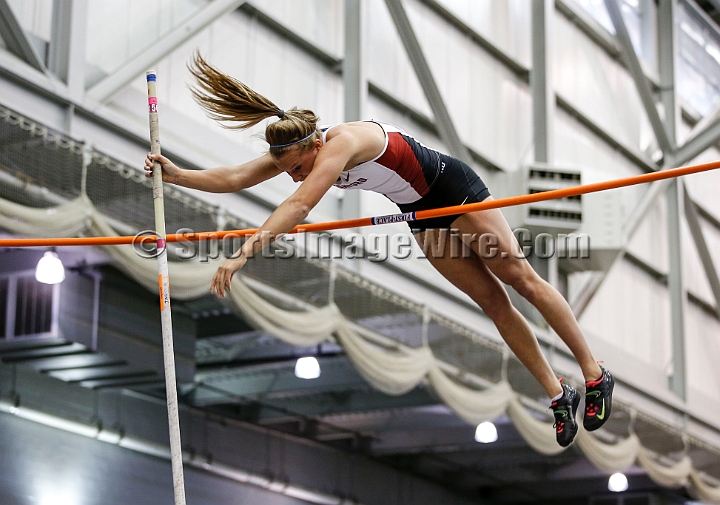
[146,70,187,505]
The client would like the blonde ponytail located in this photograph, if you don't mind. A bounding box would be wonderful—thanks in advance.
[188,52,320,155]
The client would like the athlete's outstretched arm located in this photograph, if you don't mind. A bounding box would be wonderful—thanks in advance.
[210,133,361,297]
[144,152,282,193]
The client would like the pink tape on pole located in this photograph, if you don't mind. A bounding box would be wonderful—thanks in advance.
[148,96,158,113]
[157,238,166,250]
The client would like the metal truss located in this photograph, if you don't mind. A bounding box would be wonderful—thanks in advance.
[383,0,473,166]
[604,0,675,154]
[0,0,45,72]
[87,0,247,103]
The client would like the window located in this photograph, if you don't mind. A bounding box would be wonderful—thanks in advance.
[0,278,7,338]
[572,0,650,64]
[6,275,54,338]
[14,276,53,336]
[677,5,720,115]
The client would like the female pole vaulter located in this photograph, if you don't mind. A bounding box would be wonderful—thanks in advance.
[144,53,613,447]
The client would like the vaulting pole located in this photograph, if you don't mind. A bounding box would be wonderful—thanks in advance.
[146,70,187,505]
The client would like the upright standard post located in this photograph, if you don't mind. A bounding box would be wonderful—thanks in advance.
[146,70,187,505]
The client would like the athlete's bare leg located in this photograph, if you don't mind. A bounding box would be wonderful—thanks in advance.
[449,198,603,385]
[416,229,563,398]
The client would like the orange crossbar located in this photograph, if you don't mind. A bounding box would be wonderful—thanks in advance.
[2,160,719,248]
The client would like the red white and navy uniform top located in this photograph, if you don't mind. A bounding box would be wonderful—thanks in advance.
[324,121,441,204]
[323,121,490,232]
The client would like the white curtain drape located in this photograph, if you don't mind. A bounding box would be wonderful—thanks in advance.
[576,430,641,473]
[637,448,691,488]
[87,203,217,300]
[336,321,434,395]
[227,279,339,347]
[427,364,512,424]
[0,195,93,238]
[690,469,720,503]
[2,194,719,503]
[507,395,566,456]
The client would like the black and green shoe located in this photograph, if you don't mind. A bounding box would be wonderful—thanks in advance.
[583,365,614,431]
[550,382,580,447]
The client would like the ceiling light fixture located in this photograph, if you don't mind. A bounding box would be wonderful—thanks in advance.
[294,357,320,379]
[474,421,498,443]
[608,472,628,492]
[35,250,65,285]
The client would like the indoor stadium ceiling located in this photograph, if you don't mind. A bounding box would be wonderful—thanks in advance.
[2,1,720,501]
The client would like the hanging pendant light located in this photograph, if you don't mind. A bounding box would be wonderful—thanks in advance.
[294,357,321,379]
[35,250,65,285]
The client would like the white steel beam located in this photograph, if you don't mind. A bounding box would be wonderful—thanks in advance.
[673,0,720,167]
[658,0,678,149]
[344,0,364,123]
[413,0,656,172]
[49,0,87,100]
[49,0,72,82]
[680,0,720,42]
[683,187,720,319]
[570,179,672,316]
[531,0,554,164]
[416,0,530,82]
[657,0,685,401]
[604,0,674,155]
[383,0,472,166]
[87,0,246,104]
[666,179,686,400]
[574,1,684,321]
[341,0,363,223]
[0,0,46,72]
[530,0,558,286]
[675,113,720,166]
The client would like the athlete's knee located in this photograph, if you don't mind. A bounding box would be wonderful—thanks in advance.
[511,272,546,302]
[475,286,513,321]
[502,265,544,301]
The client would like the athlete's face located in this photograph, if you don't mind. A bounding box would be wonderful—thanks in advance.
[274,141,322,183]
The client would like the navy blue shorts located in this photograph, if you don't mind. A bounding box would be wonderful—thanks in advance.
[397,153,491,234]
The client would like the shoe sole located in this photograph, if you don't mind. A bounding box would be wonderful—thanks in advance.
[584,376,614,432]
[558,392,581,447]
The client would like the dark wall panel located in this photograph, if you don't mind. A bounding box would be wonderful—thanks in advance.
[0,413,306,505]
